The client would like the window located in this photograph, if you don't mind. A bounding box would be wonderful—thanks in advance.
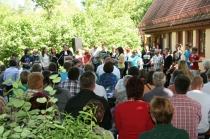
[177,31,183,45]
[169,32,172,50]
[147,37,152,48]
[199,30,205,55]
[187,30,193,45]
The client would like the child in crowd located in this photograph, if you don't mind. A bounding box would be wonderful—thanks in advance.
[21,48,33,71]
[184,43,192,69]
[151,49,163,70]
[11,53,20,69]
[32,49,41,64]
[189,47,202,76]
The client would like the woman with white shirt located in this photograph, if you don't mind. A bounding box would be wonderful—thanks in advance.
[202,68,210,94]
[40,47,50,70]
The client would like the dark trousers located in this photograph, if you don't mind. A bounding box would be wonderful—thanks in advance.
[0,90,3,97]
[163,69,171,88]
[123,62,128,76]
[5,85,13,101]
[6,85,13,92]
[119,68,125,79]
[93,63,100,72]
[143,66,151,72]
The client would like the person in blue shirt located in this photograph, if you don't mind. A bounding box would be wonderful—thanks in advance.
[128,50,142,69]
[3,59,19,91]
[184,43,192,69]
[60,61,74,82]
[128,50,139,67]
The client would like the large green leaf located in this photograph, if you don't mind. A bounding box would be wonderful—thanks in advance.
[15,110,27,118]
[12,82,18,88]
[44,85,53,92]
[49,90,56,96]
[49,74,58,80]
[0,126,4,135]
[53,77,61,83]
[49,97,58,103]
[12,98,25,108]
[10,134,21,139]
[21,128,31,138]
[36,97,47,103]
[22,102,32,111]
[13,89,24,97]
[14,126,22,133]
[3,130,11,138]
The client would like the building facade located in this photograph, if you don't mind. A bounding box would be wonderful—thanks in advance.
[138,0,210,71]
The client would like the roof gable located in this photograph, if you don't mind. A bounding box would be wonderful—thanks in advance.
[139,0,210,32]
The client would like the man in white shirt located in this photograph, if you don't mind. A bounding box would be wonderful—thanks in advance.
[96,57,120,79]
[115,66,139,94]
[201,68,210,94]
[93,73,107,100]
[187,76,210,134]
[91,45,101,72]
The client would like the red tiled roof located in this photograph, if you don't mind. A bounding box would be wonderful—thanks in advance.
[138,0,210,32]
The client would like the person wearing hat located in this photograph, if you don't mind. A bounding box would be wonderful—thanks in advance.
[58,44,74,66]
[25,72,44,96]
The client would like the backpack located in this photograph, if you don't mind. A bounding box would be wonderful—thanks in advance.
[99,73,117,94]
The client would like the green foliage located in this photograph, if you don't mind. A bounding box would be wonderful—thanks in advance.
[0,0,153,65]
[32,0,62,16]
[0,74,110,139]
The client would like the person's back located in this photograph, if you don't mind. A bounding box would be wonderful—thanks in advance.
[99,73,117,91]
[115,76,154,139]
[45,85,70,119]
[187,76,210,134]
[170,75,201,139]
[60,67,81,96]
[143,72,173,102]
[4,60,19,91]
[139,124,188,139]
[99,62,118,98]
[201,82,210,95]
[65,71,112,130]
[201,69,210,94]
[85,99,114,139]
[116,101,153,139]
[139,97,189,139]
[94,84,107,100]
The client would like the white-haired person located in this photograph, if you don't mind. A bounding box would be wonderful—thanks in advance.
[200,59,210,84]
[143,71,173,103]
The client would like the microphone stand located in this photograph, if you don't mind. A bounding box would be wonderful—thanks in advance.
[57,53,64,63]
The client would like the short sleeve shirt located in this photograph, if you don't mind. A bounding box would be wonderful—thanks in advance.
[189,54,200,70]
[20,55,32,69]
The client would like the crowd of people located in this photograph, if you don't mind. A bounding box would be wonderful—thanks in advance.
[0,42,210,139]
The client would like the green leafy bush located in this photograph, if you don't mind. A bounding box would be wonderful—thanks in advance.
[0,73,112,139]
[0,0,146,66]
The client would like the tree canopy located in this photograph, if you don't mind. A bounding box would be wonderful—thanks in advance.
[0,0,152,65]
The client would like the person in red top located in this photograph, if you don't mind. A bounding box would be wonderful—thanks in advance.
[82,48,92,66]
[115,76,154,139]
[189,47,202,76]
